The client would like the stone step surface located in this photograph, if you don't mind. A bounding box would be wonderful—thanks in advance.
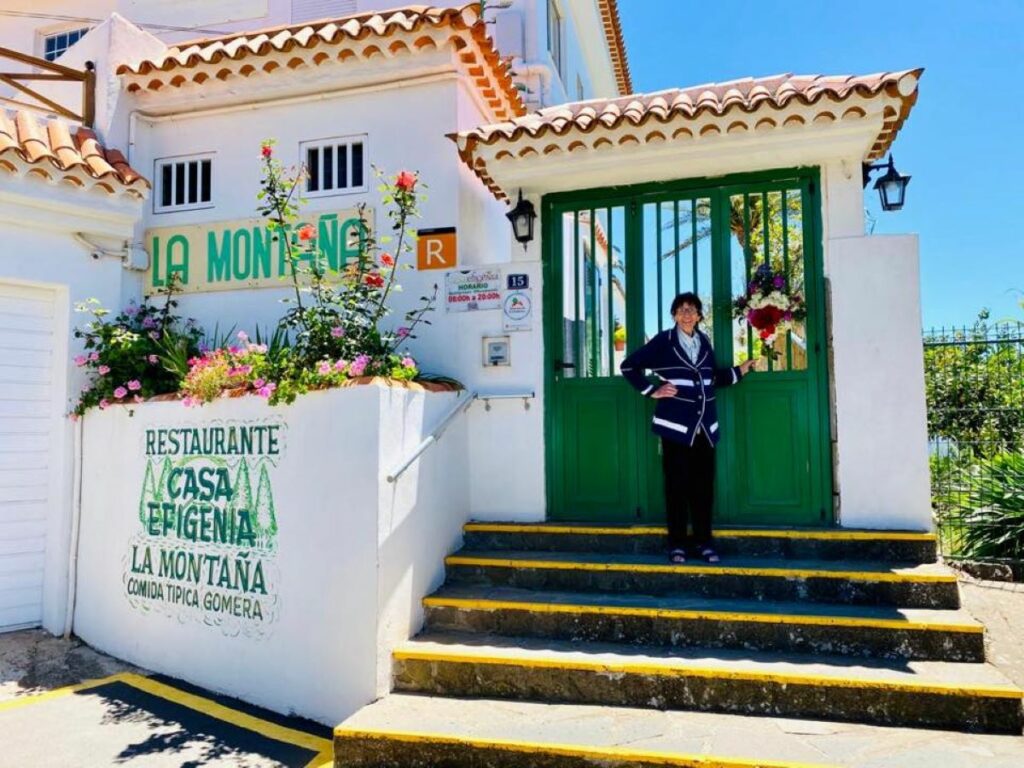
[444,551,961,609]
[335,693,1024,768]
[463,522,938,564]
[392,634,1024,733]
[423,585,986,662]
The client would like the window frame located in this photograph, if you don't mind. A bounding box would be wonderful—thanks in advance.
[547,0,564,82]
[152,152,216,215]
[299,134,368,198]
[38,25,92,63]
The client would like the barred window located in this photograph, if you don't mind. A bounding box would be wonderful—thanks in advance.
[301,136,366,196]
[155,155,214,213]
[43,28,91,62]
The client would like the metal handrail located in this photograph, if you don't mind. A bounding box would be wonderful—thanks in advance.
[384,389,537,483]
[386,389,475,483]
[475,390,535,411]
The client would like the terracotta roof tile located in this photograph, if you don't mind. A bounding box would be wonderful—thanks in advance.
[116,4,524,121]
[0,109,149,197]
[453,69,922,200]
[597,0,631,95]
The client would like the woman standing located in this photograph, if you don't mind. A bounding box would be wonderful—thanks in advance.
[620,292,755,564]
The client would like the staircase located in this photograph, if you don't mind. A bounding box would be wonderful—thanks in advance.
[335,523,1024,767]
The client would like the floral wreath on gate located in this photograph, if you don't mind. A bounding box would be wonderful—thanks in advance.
[732,263,806,359]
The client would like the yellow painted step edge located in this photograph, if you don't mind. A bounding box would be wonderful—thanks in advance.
[334,727,836,768]
[464,523,937,542]
[422,596,983,634]
[445,555,958,583]
[392,649,1024,700]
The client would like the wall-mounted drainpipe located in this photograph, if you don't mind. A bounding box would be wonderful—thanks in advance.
[63,417,84,639]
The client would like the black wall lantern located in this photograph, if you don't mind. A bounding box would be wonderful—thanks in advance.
[506,189,537,248]
[862,155,911,212]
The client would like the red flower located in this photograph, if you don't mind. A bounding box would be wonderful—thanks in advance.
[395,171,417,192]
[364,272,385,288]
[297,224,316,242]
[759,329,773,341]
[380,252,394,267]
[261,143,273,159]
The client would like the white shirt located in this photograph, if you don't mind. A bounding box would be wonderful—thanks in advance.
[676,327,700,363]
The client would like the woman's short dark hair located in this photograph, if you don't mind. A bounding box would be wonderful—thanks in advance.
[670,292,703,320]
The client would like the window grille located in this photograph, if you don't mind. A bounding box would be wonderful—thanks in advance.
[155,155,214,213]
[301,136,366,196]
[43,28,91,62]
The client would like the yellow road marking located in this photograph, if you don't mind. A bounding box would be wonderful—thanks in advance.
[0,671,332,758]
[0,672,132,713]
[392,649,1024,699]
[464,523,936,542]
[335,727,836,768]
[422,596,983,633]
[445,555,958,583]
[121,674,331,754]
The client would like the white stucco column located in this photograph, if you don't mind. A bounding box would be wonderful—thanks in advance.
[827,234,932,530]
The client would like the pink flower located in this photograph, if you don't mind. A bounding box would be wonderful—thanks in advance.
[74,355,87,367]
[395,171,417,191]
[380,252,395,267]
[98,365,111,375]
[99,399,109,410]
[331,326,345,338]
[89,352,100,362]
[298,224,316,242]
[182,395,197,408]
[261,143,273,159]
[142,316,157,329]
[318,361,332,375]
[349,354,370,377]
[334,359,347,372]
[397,327,410,339]
[127,380,141,391]
[253,378,265,389]
[133,395,143,404]
[123,303,139,317]
[148,354,159,364]
[113,386,128,399]
[257,383,276,398]
[401,357,416,369]
[237,330,249,342]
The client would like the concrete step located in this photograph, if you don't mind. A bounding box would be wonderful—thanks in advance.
[423,585,986,662]
[335,693,1024,768]
[392,634,1024,733]
[444,551,961,609]
[464,522,938,563]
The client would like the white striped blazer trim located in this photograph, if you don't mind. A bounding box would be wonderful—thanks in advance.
[653,417,689,435]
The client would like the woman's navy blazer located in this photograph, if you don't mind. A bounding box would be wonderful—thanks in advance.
[620,328,742,446]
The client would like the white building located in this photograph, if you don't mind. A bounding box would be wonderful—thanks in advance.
[0,0,946,748]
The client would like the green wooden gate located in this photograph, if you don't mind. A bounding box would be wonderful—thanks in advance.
[543,169,832,525]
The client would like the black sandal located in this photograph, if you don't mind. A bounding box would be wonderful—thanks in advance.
[699,546,720,564]
[669,548,687,564]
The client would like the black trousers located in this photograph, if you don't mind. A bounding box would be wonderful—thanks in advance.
[661,432,715,550]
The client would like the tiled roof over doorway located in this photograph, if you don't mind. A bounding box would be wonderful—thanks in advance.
[452,69,922,199]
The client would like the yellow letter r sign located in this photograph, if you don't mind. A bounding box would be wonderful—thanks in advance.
[417,227,457,270]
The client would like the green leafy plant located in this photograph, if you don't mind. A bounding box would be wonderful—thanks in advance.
[940,452,1024,562]
[254,139,436,403]
[72,284,202,415]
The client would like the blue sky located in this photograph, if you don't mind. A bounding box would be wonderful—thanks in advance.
[618,0,1023,328]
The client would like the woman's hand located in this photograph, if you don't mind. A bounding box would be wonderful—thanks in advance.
[651,383,678,399]
[739,359,757,377]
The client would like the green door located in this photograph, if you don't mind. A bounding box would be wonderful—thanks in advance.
[544,170,831,525]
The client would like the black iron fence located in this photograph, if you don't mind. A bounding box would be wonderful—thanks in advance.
[924,320,1024,575]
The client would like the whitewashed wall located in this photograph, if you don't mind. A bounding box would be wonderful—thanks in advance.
[0,180,140,634]
[74,384,466,723]
[828,234,932,531]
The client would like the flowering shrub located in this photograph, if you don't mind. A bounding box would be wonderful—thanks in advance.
[72,291,202,415]
[256,138,437,404]
[732,263,806,359]
[181,332,273,406]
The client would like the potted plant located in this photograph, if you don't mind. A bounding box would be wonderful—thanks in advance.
[613,321,626,351]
